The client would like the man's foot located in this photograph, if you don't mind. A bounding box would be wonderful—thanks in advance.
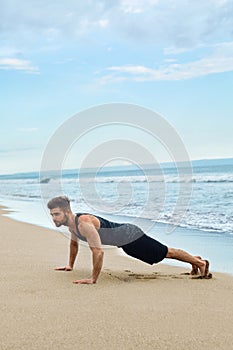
[199,259,212,279]
[190,256,202,275]
[190,265,199,275]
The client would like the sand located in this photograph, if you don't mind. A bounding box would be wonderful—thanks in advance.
[0,205,233,350]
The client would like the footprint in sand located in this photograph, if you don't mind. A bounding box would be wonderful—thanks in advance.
[105,270,197,281]
[128,273,159,280]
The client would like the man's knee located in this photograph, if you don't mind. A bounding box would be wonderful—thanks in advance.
[166,247,177,258]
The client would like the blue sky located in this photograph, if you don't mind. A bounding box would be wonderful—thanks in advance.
[1,0,233,174]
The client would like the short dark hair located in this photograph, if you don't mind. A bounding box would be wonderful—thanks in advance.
[47,196,71,211]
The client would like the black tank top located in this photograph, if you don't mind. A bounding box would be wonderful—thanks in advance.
[74,213,143,247]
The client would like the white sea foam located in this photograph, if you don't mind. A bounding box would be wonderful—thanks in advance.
[1,163,233,234]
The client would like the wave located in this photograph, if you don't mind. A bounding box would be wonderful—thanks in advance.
[2,172,233,185]
[7,194,41,200]
[101,210,233,235]
[66,174,233,184]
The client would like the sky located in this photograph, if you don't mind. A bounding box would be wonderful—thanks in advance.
[1,0,233,174]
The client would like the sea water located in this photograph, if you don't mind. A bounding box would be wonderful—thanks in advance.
[1,159,233,274]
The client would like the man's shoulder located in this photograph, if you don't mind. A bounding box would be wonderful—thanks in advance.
[76,213,94,220]
[76,213,100,226]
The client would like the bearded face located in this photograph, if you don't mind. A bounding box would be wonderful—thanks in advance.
[50,207,69,227]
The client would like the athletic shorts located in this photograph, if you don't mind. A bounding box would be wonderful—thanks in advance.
[121,234,168,265]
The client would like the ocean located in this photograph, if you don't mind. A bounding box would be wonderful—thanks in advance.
[1,159,233,274]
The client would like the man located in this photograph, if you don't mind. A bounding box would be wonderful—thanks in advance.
[47,196,212,284]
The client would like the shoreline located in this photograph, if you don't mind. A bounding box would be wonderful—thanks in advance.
[1,206,233,349]
[1,200,233,276]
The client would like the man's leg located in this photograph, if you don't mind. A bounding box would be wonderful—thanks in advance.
[166,248,209,277]
[190,256,202,275]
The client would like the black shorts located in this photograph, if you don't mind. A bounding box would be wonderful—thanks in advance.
[121,234,168,265]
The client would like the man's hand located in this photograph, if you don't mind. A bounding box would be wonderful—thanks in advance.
[54,266,73,271]
[73,279,95,284]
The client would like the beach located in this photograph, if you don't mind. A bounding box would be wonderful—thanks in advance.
[1,205,233,350]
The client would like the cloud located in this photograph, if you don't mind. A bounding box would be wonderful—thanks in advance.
[98,41,233,82]
[18,127,39,132]
[1,0,233,51]
[0,58,39,73]
[0,146,39,154]
[1,0,233,80]
[112,0,233,48]
[97,19,109,28]
[0,1,112,46]
[119,0,145,14]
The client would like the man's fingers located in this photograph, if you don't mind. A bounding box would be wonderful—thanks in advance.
[54,266,72,271]
[73,279,93,284]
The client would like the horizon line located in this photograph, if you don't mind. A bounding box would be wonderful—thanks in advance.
[1,156,233,177]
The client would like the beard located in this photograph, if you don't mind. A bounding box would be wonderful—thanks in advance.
[54,214,69,227]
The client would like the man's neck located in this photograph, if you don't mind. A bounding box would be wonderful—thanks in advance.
[67,212,76,232]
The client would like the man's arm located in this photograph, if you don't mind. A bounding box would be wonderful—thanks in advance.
[73,217,104,284]
[90,246,104,283]
[69,239,79,269]
[55,234,79,271]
